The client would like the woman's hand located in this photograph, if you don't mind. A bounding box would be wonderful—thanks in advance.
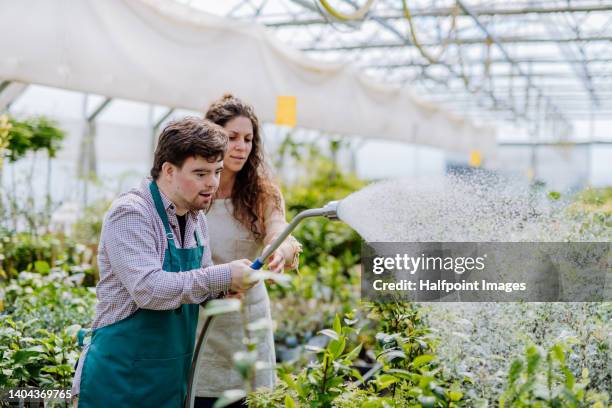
[265,246,286,274]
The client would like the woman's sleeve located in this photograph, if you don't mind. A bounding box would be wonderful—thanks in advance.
[262,189,302,270]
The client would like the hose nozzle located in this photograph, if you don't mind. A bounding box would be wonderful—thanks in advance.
[320,200,339,220]
[250,200,340,269]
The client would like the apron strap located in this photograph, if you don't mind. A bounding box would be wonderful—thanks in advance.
[150,180,180,269]
[149,181,178,253]
[77,328,91,346]
[194,228,203,248]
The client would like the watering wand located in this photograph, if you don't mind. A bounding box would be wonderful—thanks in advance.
[185,201,341,408]
[249,200,339,269]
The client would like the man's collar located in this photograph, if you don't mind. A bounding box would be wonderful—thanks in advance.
[157,186,176,213]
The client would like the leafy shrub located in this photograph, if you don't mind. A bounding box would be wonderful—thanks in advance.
[5,116,65,162]
[363,302,479,407]
[4,270,96,332]
[248,314,364,408]
[0,316,81,389]
[425,302,611,405]
[251,304,476,407]
[0,270,96,389]
[0,231,96,282]
[500,343,609,407]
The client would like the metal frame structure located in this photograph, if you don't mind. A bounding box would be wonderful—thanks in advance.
[176,0,612,141]
[0,0,608,141]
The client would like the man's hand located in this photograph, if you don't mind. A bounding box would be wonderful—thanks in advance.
[229,259,256,292]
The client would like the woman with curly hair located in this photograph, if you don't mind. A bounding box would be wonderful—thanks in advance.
[193,94,302,408]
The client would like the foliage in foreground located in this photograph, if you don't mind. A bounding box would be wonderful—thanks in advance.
[0,270,95,389]
[249,306,610,408]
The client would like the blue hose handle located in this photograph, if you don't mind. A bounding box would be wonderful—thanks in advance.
[250,258,264,270]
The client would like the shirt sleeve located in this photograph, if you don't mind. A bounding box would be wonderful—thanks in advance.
[102,203,232,310]
[262,188,302,270]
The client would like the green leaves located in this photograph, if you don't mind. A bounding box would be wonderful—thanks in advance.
[498,342,609,407]
[412,354,435,369]
[0,264,97,388]
[333,314,342,335]
[280,372,306,400]
[0,315,82,389]
[343,343,362,361]
[327,336,346,360]
[33,261,50,275]
[13,350,41,365]
[551,344,565,364]
[508,359,523,385]
[6,116,65,162]
[275,314,364,407]
[374,374,398,390]
[283,395,297,408]
[448,390,463,401]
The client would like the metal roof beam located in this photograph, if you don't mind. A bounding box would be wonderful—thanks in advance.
[543,13,599,107]
[0,80,29,112]
[454,0,569,132]
[366,69,612,79]
[265,4,612,26]
[289,0,519,117]
[87,97,112,122]
[302,35,612,51]
[362,57,612,67]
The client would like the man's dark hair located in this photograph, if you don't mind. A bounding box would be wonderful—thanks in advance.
[150,117,228,179]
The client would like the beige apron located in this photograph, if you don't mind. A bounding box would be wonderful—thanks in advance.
[194,199,276,397]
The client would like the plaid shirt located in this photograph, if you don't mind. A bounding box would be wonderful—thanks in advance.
[72,178,231,395]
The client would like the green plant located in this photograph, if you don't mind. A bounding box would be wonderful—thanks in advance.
[574,187,612,208]
[3,270,96,332]
[272,315,362,407]
[0,317,81,389]
[0,270,95,390]
[560,186,611,241]
[363,302,478,407]
[0,115,66,234]
[425,301,611,406]
[499,343,609,408]
[5,116,65,162]
[0,114,11,171]
[0,231,95,282]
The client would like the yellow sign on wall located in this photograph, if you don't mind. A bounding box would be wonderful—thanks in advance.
[275,95,297,127]
[469,150,482,167]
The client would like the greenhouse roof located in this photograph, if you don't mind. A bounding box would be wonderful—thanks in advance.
[182,0,612,139]
[0,0,499,157]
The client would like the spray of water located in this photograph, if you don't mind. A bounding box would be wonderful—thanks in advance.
[333,174,611,399]
[337,173,606,242]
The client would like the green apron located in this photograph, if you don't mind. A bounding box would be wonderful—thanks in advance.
[78,181,203,407]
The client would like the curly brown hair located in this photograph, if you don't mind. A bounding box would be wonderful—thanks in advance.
[205,94,281,240]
